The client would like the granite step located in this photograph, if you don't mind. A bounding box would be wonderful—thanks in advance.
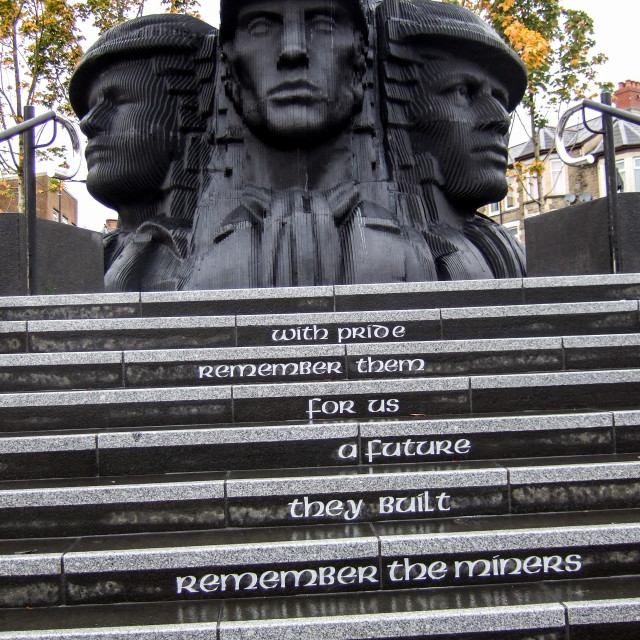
[1,274,640,323]
[4,333,640,393]
[1,370,639,432]
[2,410,628,480]
[2,509,640,607]
[3,299,639,356]
[2,454,640,538]
[4,577,639,639]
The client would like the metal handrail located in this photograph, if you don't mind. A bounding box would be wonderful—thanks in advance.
[555,98,640,167]
[0,107,83,293]
[555,93,640,274]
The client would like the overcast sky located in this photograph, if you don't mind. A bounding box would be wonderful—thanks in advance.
[67,0,638,231]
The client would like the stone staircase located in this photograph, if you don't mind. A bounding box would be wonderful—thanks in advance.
[1,274,640,639]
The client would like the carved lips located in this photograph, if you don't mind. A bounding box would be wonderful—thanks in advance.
[267,80,325,104]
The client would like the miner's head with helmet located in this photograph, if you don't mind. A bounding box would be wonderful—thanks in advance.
[69,14,215,225]
[379,0,528,210]
[220,0,368,149]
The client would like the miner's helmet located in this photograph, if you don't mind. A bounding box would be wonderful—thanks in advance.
[69,14,215,120]
[219,0,369,43]
[377,0,528,112]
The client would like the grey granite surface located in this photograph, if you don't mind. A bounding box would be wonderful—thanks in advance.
[442,300,637,319]
[0,351,122,366]
[509,459,640,484]
[141,286,333,303]
[98,423,357,448]
[0,293,140,308]
[64,534,379,573]
[0,478,225,508]
[360,413,613,437]
[0,553,62,576]
[237,309,439,327]
[380,521,640,555]
[347,337,561,355]
[0,433,95,453]
[226,466,506,497]
[233,377,469,400]
[614,410,640,426]
[29,315,235,331]
[563,333,640,348]
[124,344,345,363]
[565,598,640,624]
[334,279,523,296]
[524,273,640,289]
[472,369,640,389]
[220,604,563,639]
[0,385,231,408]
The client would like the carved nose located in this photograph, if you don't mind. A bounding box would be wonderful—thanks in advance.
[79,99,106,138]
[277,22,309,69]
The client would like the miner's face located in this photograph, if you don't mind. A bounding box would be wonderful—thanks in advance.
[409,49,512,208]
[224,0,364,148]
[80,59,178,215]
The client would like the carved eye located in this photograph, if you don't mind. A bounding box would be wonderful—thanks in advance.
[445,83,472,105]
[308,13,337,33]
[492,88,509,110]
[246,15,276,36]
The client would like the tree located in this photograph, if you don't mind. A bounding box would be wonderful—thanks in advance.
[0,0,201,213]
[77,0,201,35]
[452,0,608,213]
[0,0,83,210]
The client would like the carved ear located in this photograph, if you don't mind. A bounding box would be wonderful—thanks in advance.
[352,37,368,108]
[220,45,243,112]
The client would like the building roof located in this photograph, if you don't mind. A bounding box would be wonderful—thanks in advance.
[509,112,640,162]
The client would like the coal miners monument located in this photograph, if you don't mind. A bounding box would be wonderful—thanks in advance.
[1,0,640,638]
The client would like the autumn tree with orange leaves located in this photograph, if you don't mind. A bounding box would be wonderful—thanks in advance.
[0,0,200,212]
[452,0,608,213]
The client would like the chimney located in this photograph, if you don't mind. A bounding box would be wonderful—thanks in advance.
[614,80,640,112]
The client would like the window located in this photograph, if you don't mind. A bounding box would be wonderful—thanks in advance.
[505,177,517,209]
[504,221,522,244]
[488,202,500,215]
[616,159,626,192]
[527,173,539,201]
[62,215,69,224]
[51,209,59,222]
[634,157,640,192]
[550,158,566,195]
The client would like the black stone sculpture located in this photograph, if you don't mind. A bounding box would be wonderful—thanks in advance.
[69,14,217,291]
[69,0,527,292]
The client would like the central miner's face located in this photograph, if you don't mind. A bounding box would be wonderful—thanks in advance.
[224,0,363,148]
[409,48,512,209]
[80,59,178,212]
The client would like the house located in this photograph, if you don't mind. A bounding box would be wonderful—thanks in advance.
[483,80,640,246]
[0,173,78,225]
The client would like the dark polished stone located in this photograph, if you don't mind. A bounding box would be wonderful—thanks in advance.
[471,371,640,414]
[442,301,639,341]
[0,473,226,538]
[0,352,123,392]
[226,463,507,528]
[0,537,73,608]
[0,321,26,354]
[0,433,97,481]
[347,337,562,380]
[28,316,236,353]
[564,334,640,371]
[140,287,334,318]
[124,345,347,388]
[334,280,524,312]
[523,274,640,304]
[232,379,470,424]
[0,293,140,321]
[236,309,441,348]
[0,387,232,433]
[98,423,358,476]
[64,524,379,605]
